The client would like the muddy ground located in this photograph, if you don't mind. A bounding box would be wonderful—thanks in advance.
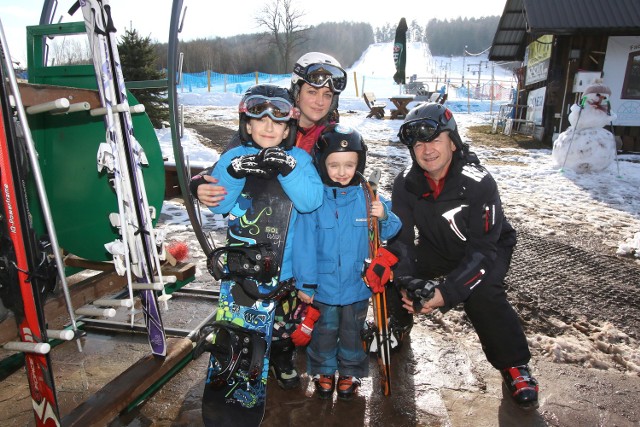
[1,119,639,426]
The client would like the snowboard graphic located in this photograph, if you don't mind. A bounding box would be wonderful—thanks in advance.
[201,173,293,427]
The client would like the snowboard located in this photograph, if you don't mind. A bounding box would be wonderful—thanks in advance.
[201,173,294,427]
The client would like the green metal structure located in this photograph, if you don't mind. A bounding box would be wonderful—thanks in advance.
[25,22,165,261]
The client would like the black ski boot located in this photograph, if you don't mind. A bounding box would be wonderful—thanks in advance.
[269,338,300,389]
[501,365,539,410]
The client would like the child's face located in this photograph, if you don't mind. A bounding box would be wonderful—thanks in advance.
[246,116,290,148]
[325,151,358,186]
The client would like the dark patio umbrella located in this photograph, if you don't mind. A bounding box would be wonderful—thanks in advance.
[393,17,408,85]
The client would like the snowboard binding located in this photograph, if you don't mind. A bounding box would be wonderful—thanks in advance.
[207,244,279,284]
[196,321,267,387]
[207,244,295,301]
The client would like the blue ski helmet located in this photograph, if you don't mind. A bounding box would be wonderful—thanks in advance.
[314,124,367,187]
[238,84,299,150]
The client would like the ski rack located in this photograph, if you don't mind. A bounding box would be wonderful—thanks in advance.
[0,3,212,425]
[0,0,231,424]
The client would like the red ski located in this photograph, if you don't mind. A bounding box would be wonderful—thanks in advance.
[0,25,61,427]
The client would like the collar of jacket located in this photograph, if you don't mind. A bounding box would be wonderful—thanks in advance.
[326,184,360,202]
[296,123,328,154]
[404,148,480,198]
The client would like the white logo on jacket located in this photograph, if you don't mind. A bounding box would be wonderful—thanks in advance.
[461,165,487,182]
[442,205,468,241]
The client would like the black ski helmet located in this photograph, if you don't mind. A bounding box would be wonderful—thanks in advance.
[290,52,345,121]
[314,124,367,187]
[398,102,464,150]
[238,84,298,150]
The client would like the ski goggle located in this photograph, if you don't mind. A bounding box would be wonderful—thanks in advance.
[398,118,443,146]
[239,95,300,122]
[293,63,347,93]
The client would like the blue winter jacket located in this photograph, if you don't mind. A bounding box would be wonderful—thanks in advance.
[209,145,323,281]
[293,184,402,306]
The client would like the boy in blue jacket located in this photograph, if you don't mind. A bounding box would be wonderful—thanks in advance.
[208,85,323,391]
[210,83,323,286]
[293,125,401,400]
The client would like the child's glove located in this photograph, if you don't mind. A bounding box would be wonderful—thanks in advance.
[227,154,270,178]
[365,247,399,293]
[260,147,296,177]
[291,305,321,347]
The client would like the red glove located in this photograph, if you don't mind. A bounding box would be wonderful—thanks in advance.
[365,247,399,293]
[291,305,321,347]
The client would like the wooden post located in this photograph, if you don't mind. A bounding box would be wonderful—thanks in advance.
[207,70,211,92]
[61,338,193,427]
[353,71,359,98]
[255,71,259,84]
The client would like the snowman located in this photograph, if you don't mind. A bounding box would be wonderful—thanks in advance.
[552,82,618,173]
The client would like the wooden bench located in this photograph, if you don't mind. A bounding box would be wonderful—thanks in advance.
[363,92,386,119]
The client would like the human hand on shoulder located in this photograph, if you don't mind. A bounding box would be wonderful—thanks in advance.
[196,175,227,207]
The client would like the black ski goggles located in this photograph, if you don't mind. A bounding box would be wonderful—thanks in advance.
[239,95,300,122]
[293,63,347,93]
[398,119,443,147]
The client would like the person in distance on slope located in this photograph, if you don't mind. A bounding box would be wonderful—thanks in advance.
[387,103,540,410]
[293,125,401,400]
[190,52,347,389]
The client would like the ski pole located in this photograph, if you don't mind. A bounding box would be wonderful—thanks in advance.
[0,21,83,352]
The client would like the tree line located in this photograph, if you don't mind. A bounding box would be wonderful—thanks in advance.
[152,16,499,74]
[374,16,500,56]
[153,22,374,74]
[116,16,499,127]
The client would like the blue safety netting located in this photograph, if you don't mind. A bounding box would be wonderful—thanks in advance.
[179,71,292,93]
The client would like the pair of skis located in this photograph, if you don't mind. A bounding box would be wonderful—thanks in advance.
[73,0,168,356]
[361,170,392,396]
[0,17,83,427]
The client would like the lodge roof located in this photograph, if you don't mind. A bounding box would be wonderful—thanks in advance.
[489,0,640,61]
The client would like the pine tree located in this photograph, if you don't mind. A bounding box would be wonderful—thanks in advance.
[118,29,168,128]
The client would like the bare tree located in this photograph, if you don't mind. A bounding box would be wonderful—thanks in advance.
[255,0,308,72]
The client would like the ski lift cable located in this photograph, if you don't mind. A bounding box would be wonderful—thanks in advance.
[464,46,491,56]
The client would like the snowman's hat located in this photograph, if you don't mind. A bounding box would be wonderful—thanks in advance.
[583,82,611,97]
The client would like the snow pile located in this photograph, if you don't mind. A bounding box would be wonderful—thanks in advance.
[529,320,640,374]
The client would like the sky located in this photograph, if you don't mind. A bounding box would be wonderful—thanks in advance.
[0,0,508,66]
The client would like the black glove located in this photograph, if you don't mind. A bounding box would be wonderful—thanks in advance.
[260,147,296,177]
[227,154,270,179]
[395,276,439,313]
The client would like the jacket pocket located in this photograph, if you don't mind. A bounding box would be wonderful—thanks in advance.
[318,261,336,274]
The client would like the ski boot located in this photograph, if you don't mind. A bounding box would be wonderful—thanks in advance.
[337,376,361,400]
[269,338,300,389]
[313,374,335,399]
[388,315,413,352]
[501,365,539,410]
